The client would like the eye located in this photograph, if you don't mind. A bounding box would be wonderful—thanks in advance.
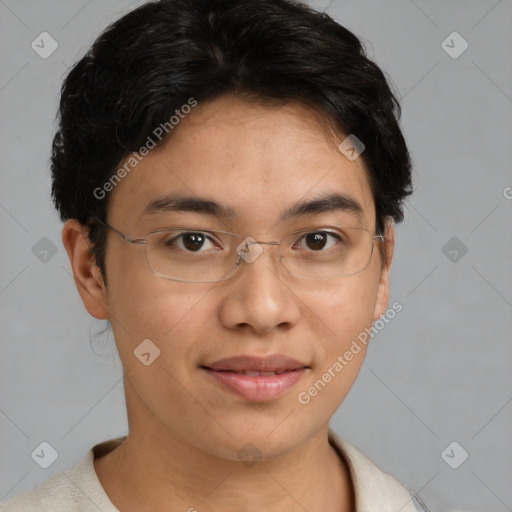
[165,231,221,252]
[294,231,343,251]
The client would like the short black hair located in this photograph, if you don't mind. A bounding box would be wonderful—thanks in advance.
[51,0,413,283]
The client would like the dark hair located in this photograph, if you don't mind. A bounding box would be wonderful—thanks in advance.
[51,0,413,283]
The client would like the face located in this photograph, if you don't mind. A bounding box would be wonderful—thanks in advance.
[66,95,394,461]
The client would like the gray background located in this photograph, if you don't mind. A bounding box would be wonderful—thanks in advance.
[1,1,511,510]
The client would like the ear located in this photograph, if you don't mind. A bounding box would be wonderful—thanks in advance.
[61,219,109,320]
[372,219,395,322]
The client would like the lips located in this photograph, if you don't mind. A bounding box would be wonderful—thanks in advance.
[223,370,288,376]
[201,354,309,401]
[202,354,307,373]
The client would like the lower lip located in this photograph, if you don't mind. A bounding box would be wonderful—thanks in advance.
[202,368,307,401]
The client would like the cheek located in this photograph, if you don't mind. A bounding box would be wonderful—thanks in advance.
[104,270,229,443]
[305,263,381,342]
[103,246,211,357]
[106,242,193,325]
[294,271,381,418]
[107,283,221,390]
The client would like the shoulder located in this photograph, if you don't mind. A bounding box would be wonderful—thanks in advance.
[1,456,91,512]
[328,428,431,512]
[1,438,125,512]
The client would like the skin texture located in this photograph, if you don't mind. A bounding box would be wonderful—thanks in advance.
[62,95,395,512]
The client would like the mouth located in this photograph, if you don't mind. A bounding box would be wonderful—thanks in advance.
[200,354,309,401]
[202,368,298,376]
[202,353,308,373]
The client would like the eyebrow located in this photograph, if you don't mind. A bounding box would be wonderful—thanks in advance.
[141,192,364,222]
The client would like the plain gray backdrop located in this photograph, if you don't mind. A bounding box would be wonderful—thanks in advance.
[1,1,511,511]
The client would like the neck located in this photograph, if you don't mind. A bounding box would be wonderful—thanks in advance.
[94,423,354,512]
[94,376,354,511]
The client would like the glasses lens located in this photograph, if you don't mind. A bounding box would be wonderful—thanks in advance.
[145,229,241,282]
[281,227,374,279]
[143,226,376,282]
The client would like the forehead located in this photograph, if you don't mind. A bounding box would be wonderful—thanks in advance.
[107,95,375,232]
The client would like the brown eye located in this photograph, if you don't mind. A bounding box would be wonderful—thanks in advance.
[296,231,341,251]
[181,233,207,251]
[305,232,327,250]
[162,231,220,253]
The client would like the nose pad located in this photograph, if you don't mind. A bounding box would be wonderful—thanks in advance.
[235,236,264,264]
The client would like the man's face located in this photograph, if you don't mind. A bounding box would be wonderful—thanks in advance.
[83,95,393,460]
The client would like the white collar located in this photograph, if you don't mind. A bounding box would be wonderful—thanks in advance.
[34,431,420,511]
[328,428,420,512]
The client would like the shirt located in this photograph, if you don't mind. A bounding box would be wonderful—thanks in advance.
[1,429,429,511]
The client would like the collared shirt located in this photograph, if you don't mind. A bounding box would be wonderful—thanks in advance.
[1,429,429,511]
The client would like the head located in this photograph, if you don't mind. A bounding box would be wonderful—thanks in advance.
[56,0,412,460]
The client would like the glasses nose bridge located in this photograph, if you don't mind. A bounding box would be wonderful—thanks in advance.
[235,237,283,269]
[249,239,280,247]
[244,239,282,257]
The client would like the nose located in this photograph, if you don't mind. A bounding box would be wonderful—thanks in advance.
[217,241,301,336]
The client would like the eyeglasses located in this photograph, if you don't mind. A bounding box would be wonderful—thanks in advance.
[92,216,384,283]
